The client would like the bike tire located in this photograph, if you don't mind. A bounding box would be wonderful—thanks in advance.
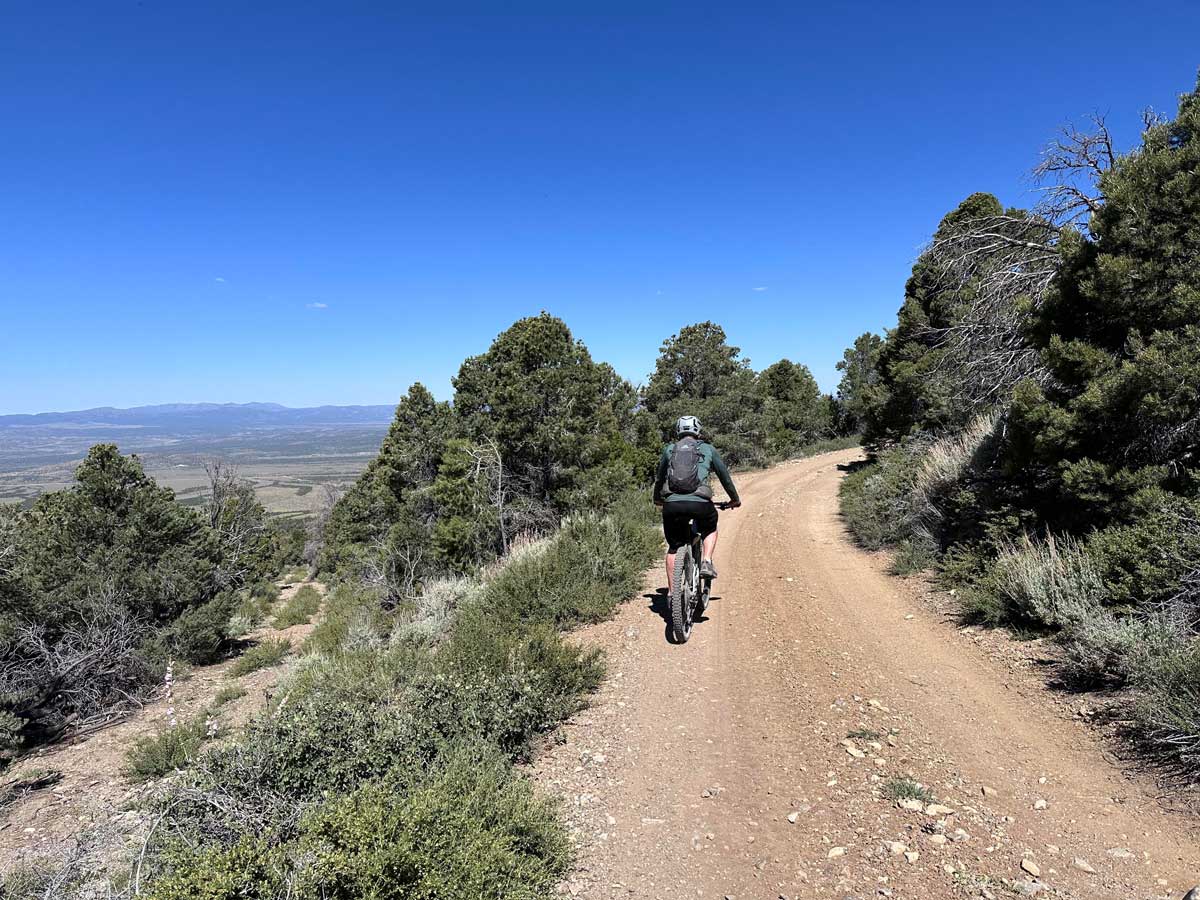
[669,548,693,643]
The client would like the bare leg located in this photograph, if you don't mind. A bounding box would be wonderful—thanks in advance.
[702,529,718,563]
[665,551,676,593]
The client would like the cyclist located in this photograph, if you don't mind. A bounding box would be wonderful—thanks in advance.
[653,415,741,594]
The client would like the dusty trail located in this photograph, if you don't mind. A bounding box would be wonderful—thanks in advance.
[536,450,1200,899]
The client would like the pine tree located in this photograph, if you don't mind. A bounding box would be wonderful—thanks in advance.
[319,384,454,573]
[452,313,632,512]
[1010,77,1200,525]
[643,322,764,465]
[757,359,831,458]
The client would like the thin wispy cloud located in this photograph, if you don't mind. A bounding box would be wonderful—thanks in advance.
[752,286,768,292]
[214,276,226,283]
[306,302,328,309]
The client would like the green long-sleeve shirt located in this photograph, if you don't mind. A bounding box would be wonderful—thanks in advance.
[653,440,740,504]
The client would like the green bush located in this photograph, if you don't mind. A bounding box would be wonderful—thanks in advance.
[273,585,322,629]
[390,576,480,645]
[415,618,603,760]
[298,743,567,899]
[211,685,246,707]
[1133,641,1200,768]
[144,501,656,896]
[838,444,928,552]
[792,434,861,459]
[125,714,212,782]
[882,776,933,803]
[0,445,278,753]
[975,533,1105,629]
[1083,491,1200,607]
[157,593,239,665]
[303,583,390,656]
[148,743,567,900]
[249,580,281,604]
[1058,612,1183,687]
[228,639,291,677]
[483,508,659,629]
[146,838,286,900]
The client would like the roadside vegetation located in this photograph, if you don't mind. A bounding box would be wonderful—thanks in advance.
[131,503,660,897]
[1,310,855,897]
[272,585,322,628]
[0,452,303,761]
[227,639,292,678]
[837,76,1200,777]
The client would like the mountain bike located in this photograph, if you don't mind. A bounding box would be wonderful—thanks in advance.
[669,501,734,644]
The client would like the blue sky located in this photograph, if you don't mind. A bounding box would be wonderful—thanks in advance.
[2,3,1198,414]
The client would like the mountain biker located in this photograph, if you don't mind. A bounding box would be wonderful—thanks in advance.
[653,415,741,594]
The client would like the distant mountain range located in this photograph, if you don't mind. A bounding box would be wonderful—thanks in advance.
[0,402,397,431]
[0,403,398,475]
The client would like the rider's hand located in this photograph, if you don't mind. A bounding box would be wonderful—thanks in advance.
[729,499,742,509]
[654,499,664,508]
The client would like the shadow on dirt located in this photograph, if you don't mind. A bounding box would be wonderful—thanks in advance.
[837,458,873,474]
[644,588,718,644]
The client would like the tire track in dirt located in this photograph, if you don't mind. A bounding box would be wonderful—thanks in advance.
[536,450,1200,899]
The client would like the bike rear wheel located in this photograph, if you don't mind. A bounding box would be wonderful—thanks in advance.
[669,547,694,643]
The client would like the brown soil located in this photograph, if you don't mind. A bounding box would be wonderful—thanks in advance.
[0,578,325,872]
[535,450,1200,900]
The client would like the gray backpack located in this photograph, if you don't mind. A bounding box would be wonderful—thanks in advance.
[667,437,703,494]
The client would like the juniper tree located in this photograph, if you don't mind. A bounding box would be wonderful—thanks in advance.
[1010,77,1200,527]
[643,321,764,465]
[452,313,632,513]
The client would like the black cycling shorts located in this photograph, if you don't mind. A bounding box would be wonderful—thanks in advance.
[662,499,718,551]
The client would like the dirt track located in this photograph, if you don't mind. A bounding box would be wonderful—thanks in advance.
[536,450,1200,899]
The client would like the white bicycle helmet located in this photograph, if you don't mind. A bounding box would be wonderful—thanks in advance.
[676,415,701,437]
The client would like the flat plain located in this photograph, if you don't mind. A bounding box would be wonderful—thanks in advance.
[0,417,389,514]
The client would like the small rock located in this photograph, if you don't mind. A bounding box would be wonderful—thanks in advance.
[898,798,924,812]
[786,812,799,824]
[928,834,948,847]
[904,850,920,864]
[1072,857,1096,874]
[827,846,846,858]
[981,786,997,797]
[1012,881,1047,896]
[950,828,970,842]
[925,803,955,817]
[1021,858,1041,877]
[1033,798,1047,810]
[846,746,866,759]
[885,841,906,856]
[1107,847,1135,860]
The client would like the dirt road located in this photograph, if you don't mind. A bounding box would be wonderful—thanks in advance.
[536,450,1200,900]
